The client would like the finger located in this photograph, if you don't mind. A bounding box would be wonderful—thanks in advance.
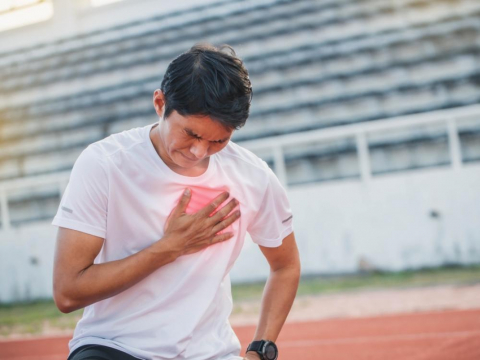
[212,210,240,234]
[164,210,174,232]
[211,232,234,244]
[197,191,230,217]
[172,188,191,217]
[183,232,234,256]
[209,198,238,224]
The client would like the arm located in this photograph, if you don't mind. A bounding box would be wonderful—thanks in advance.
[245,231,301,359]
[53,190,240,313]
[53,228,177,313]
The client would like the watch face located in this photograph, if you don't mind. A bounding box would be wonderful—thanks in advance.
[264,342,278,360]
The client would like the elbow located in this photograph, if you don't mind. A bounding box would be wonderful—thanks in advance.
[54,297,74,314]
[290,262,301,292]
[53,292,75,314]
[58,304,74,314]
[293,251,302,279]
[292,262,302,284]
[272,260,301,279]
[53,283,78,314]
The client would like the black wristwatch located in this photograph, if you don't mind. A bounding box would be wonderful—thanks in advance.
[246,340,278,360]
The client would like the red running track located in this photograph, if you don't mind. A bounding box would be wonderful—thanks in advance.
[1,309,479,360]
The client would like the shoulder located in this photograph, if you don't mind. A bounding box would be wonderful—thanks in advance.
[85,125,147,160]
[219,141,270,173]
[217,142,278,197]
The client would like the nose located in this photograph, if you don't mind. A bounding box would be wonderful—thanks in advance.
[190,141,209,159]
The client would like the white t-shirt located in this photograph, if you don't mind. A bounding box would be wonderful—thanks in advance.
[51,122,294,360]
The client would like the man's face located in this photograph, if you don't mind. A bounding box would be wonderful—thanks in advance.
[152,89,235,171]
[156,110,234,170]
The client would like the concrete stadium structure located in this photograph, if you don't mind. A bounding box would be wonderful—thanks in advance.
[0,0,479,302]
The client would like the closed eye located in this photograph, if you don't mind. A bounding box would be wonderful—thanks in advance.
[185,128,228,144]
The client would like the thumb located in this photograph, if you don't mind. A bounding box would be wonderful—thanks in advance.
[174,188,191,215]
[164,189,191,232]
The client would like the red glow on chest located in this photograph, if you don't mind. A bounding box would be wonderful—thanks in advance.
[185,187,230,214]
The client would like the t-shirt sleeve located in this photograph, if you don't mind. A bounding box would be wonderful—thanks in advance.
[51,146,109,238]
[247,165,294,248]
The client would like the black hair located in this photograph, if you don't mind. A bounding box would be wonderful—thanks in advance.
[160,43,252,130]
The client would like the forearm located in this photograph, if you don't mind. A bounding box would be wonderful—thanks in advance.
[252,265,300,342]
[59,239,177,312]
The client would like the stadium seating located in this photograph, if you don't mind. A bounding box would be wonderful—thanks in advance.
[0,0,479,226]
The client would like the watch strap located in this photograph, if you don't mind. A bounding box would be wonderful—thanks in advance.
[247,340,265,353]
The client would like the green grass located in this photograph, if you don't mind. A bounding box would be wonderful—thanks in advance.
[0,300,83,337]
[1,264,479,337]
[231,264,480,301]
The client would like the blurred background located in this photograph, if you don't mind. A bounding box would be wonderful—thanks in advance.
[0,0,480,341]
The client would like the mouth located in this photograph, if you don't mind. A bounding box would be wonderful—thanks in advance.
[179,152,198,162]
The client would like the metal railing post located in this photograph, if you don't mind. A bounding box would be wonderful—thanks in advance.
[356,132,372,182]
[0,189,11,231]
[273,146,288,188]
[447,118,463,170]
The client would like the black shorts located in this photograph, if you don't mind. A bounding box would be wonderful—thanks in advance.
[67,344,141,360]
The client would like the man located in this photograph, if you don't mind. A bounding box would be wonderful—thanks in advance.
[52,44,300,360]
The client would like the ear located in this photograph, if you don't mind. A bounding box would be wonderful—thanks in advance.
[153,89,165,117]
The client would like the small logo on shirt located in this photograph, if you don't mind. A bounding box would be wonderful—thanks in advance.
[61,206,73,214]
[282,215,293,224]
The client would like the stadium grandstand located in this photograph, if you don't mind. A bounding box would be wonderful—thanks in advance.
[1,0,480,301]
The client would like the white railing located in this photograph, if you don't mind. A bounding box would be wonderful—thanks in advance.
[1,104,480,231]
[241,104,480,186]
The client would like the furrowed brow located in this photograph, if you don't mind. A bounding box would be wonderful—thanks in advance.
[185,128,200,137]
[185,128,229,142]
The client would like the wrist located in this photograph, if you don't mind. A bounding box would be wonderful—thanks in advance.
[149,236,180,264]
[245,351,262,360]
[246,340,278,360]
